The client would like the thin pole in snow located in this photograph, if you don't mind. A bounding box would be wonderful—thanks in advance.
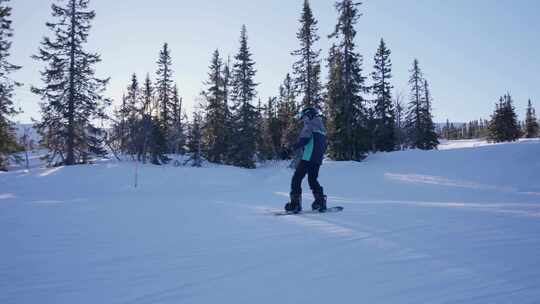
[134,160,138,188]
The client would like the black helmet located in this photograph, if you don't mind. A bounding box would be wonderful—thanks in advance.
[298,107,319,120]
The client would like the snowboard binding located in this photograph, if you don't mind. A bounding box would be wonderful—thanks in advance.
[311,193,327,212]
[285,194,302,214]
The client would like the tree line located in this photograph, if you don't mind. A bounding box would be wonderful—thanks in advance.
[0,0,537,171]
[438,94,539,142]
[109,0,440,168]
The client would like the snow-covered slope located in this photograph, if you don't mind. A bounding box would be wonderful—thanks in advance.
[1,140,540,303]
[438,138,540,150]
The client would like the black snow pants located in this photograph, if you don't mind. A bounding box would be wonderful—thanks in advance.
[291,160,323,196]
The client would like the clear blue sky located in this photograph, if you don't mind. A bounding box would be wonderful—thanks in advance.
[9,0,540,123]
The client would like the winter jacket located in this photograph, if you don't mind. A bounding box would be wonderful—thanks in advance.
[292,116,327,165]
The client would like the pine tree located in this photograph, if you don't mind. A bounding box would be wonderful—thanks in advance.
[524,99,539,138]
[222,56,232,109]
[325,44,345,159]
[326,0,369,160]
[254,98,269,161]
[277,73,300,155]
[501,94,520,141]
[32,0,110,166]
[488,98,503,142]
[420,79,439,149]
[229,25,259,168]
[291,0,323,110]
[142,73,154,116]
[107,74,165,164]
[126,73,140,112]
[480,119,490,138]
[371,38,395,152]
[405,59,423,148]
[155,43,174,143]
[221,56,236,165]
[0,0,21,171]
[187,110,203,167]
[170,84,186,154]
[138,75,156,163]
[112,93,128,153]
[124,73,141,156]
[259,96,282,161]
[405,59,439,149]
[393,93,405,150]
[147,117,168,165]
[488,93,521,142]
[202,49,228,164]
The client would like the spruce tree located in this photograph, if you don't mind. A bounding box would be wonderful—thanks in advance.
[138,75,156,163]
[488,93,521,142]
[221,56,235,165]
[405,59,421,147]
[171,84,186,154]
[142,74,154,116]
[524,99,539,138]
[277,73,300,157]
[488,98,504,142]
[115,93,128,152]
[110,73,169,164]
[259,96,282,161]
[187,110,203,167]
[230,25,259,168]
[404,62,438,150]
[393,93,405,150]
[126,73,140,112]
[222,56,232,109]
[134,73,169,165]
[32,0,110,166]
[442,119,451,140]
[501,94,520,141]
[0,0,21,171]
[325,43,345,159]
[254,98,268,161]
[420,79,439,149]
[291,0,323,110]
[147,116,168,165]
[202,49,228,164]
[327,0,369,160]
[155,43,174,143]
[124,74,141,156]
[371,38,395,152]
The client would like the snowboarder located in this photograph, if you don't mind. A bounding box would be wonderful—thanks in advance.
[284,107,327,213]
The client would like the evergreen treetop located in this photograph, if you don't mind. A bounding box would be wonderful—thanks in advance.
[525,99,539,138]
[371,38,396,152]
[292,0,323,110]
[231,25,258,106]
[155,43,175,136]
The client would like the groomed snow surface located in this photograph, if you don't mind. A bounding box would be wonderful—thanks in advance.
[1,139,540,303]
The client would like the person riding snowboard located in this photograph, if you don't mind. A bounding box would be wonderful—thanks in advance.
[284,107,327,213]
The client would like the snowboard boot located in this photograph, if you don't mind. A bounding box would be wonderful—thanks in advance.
[285,193,302,214]
[311,191,327,212]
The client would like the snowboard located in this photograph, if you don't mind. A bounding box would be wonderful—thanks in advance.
[273,206,344,216]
